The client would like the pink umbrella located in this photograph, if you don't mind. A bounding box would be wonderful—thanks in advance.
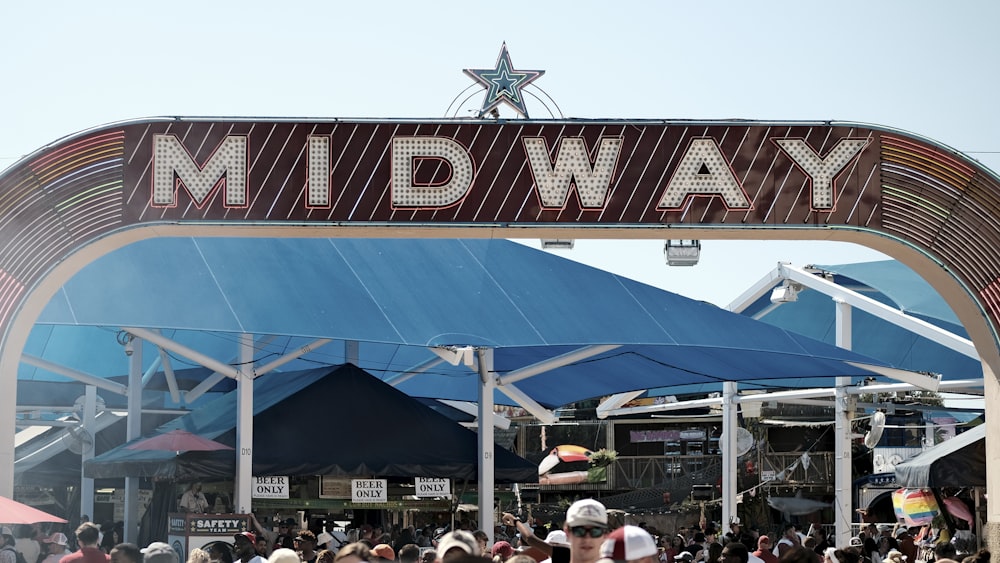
[0,496,67,524]
[126,430,233,453]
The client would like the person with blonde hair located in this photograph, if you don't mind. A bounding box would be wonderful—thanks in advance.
[187,548,211,563]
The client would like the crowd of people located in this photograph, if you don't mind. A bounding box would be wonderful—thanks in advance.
[1,502,988,563]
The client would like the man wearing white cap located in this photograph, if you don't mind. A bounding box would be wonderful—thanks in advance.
[40,534,70,563]
[563,499,609,563]
[599,525,658,563]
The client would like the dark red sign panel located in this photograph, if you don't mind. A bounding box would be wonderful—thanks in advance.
[1,118,998,345]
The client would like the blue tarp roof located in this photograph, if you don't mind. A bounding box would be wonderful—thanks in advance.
[740,260,982,382]
[23,238,896,410]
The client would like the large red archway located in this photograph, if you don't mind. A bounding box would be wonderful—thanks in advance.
[2,118,998,540]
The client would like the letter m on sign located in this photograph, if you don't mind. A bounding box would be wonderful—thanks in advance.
[152,134,248,207]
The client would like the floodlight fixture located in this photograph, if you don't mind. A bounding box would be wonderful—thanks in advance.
[769,281,801,304]
[541,239,574,250]
[664,240,701,266]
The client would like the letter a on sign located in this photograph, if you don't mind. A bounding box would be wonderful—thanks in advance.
[658,138,751,210]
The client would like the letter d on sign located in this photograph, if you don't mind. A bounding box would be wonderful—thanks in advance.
[391,137,474,208]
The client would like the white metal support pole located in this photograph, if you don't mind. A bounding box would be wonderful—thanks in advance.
[477,348,495,543]
[124,339,142,543]
[235,334,255,513]
[722,381,738,528]
[80,385,97,521]
[984,363,1000,550]
[834,298,853,547]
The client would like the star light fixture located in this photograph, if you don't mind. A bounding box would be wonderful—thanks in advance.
[464,43,544,118]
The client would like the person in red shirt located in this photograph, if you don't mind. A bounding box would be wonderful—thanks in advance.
[60,523,109,563]
[753,536,777,563]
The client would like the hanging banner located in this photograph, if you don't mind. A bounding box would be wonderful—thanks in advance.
[352,479,388,503]
[252,476,289,499]
[414,478,451,498]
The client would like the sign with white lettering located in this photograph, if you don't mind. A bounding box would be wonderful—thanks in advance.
[351,479,388,503]
[414,478,451,498]
[253,476,289,499]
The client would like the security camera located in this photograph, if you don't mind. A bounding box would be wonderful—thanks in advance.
[125,340,134,356]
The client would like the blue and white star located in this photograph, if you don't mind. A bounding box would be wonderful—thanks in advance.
[463,43,544,118]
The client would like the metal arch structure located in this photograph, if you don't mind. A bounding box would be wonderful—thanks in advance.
[3,118,1000,546]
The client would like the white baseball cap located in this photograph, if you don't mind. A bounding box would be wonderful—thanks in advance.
[545,530,570,548]
[600,526,658,561]
[565,499,608,528]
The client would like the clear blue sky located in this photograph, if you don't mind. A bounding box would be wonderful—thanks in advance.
[2,0,997,305]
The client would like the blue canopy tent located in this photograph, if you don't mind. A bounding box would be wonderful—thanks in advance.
[22,238,900,412]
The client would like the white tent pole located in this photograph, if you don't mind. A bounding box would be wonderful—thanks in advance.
[80,385,97,522]
[124,337,142,544]
[125,327,242,379]
[477,348,495,544]
[235,333,255,513]
[721,381,738,529]
[22,354,128,395]
[834,298,853,547]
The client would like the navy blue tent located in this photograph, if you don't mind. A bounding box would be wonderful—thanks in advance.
[83,364,537,482]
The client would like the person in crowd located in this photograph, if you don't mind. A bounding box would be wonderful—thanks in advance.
[421,551,436,563]
[1,528,19,563]
[15,525,40,563]
[179,483,209,514]
[315,552,334,563]
[62,523,109,563]
[140,543,178,563]
[233,533,265,563]
[471,533,489,558]
[187,549,210,563]
[773,526,800,560]
[269,549,300,563]
[778,547,816,563]
[564,499,609,563]
[725,522,743,546]
[397,545,419,563]
[109,543,139,563]
[255,537,271,560]
[333,544,371,563]
[207,542,234,563]
[435,532,479,563]
[491,542,514,563]
[599,525,659,563]
[895,530,915,563]
[935,543,959,562]
[394,530,416,555]
[703,544,722,563]
[371,544,395,563]
[296,531,319,563]
[808,528,830,557]
[721,543,758,563]
[40,534,71,563]
[684,533,707,561]
[754,537,777,563]
[274,521,298,552]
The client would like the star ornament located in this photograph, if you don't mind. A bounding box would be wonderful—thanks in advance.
[464,43,544,118]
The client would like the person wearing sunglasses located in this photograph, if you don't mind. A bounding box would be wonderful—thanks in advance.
[563,499,609,563]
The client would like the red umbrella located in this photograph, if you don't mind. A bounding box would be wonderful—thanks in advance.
[0,496,67,524]
[126,430,233,453]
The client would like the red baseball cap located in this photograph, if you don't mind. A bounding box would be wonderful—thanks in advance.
[234,532,257,544]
